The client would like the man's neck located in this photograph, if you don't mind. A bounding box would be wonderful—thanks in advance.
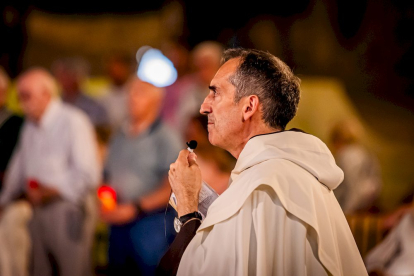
[229,125,281,159]
[30,98,53,126]
[128,113,158,136]
[29,113,43,125]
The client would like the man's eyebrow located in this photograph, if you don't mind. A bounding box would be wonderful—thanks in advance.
[209,85,217,92]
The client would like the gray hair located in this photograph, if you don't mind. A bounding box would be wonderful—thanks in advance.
[17,67,59,97]
[223,48,301,130]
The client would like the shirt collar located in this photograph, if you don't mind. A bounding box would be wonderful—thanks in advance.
[38,98,61,129]
[121,116,162,138]
[231,129,306,180]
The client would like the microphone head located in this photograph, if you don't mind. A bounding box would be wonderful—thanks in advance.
[186,140,198,150]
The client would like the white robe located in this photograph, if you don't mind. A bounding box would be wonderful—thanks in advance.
[177,131,368,276]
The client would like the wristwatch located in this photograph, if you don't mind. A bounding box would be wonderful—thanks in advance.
[174,211,203,233]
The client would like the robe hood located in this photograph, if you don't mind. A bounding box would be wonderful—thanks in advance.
[180,129,367,276]
[232,130,344,190]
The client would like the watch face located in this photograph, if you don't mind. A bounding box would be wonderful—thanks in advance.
[174,217,181,233]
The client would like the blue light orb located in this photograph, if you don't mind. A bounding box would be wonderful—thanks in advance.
[136,46,177,87]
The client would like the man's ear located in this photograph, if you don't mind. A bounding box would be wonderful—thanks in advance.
[242,95,260,121]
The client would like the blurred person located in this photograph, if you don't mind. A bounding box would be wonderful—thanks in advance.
[100,76,181,276]
[0,67,101,276]
[190,144,235,195]
[51,56,109,128]
[0,66,23,190]
[330,118,382,215]
[0,199,32,276]
[159,39,196,133]
[365,202,414,276]
[173,40,224,140]
[157,48,367,275]
[184,114,235,195]
[95,125,113,167]
[99,52,135,133]
[0,66,27,276]
[182,113,210,149]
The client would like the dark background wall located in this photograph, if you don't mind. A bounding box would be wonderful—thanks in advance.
[1,0,413,210]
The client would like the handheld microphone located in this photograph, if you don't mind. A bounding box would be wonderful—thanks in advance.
[169,139,218,220]
[186,140,198,153]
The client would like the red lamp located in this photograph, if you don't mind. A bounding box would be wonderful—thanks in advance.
[97,185,117,211]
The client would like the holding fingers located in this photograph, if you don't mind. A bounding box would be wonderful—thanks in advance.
[169,149,202,217]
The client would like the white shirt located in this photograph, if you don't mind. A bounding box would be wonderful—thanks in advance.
[178,131,368,276]
[0,99,101,205]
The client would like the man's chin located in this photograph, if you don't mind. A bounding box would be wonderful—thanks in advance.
[208,133,223,149]
[208,133,217,146]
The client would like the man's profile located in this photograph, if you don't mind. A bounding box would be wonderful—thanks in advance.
[157,48,368,276]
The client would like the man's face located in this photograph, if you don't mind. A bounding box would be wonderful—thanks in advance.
[53,66,79,95]
[17,73,51,122]
[200,58,243,150]
[128,79,161,121]
[107,59,130,86]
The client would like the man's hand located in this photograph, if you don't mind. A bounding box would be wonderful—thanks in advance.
[26,183,60,206]
[169,149,202,217]
[99,203,137,225]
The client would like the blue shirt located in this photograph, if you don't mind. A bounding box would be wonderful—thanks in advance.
[104,118,182,203]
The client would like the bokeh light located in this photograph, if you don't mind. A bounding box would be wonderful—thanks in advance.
[136,46,177,87]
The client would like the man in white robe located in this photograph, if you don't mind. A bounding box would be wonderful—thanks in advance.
[157,48,368,276]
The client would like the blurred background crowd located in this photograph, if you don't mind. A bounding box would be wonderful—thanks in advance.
[0,0,413,276]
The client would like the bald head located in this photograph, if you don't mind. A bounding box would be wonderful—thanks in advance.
[17,67,58,122]
[127,76,165,123]
[191,41,224,85]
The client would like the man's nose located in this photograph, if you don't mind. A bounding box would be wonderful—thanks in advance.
[200,96,212,115]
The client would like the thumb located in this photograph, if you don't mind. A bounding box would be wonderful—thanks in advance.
[188,152,198,166]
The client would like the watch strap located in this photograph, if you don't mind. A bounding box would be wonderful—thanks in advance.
[179,211,202,224]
